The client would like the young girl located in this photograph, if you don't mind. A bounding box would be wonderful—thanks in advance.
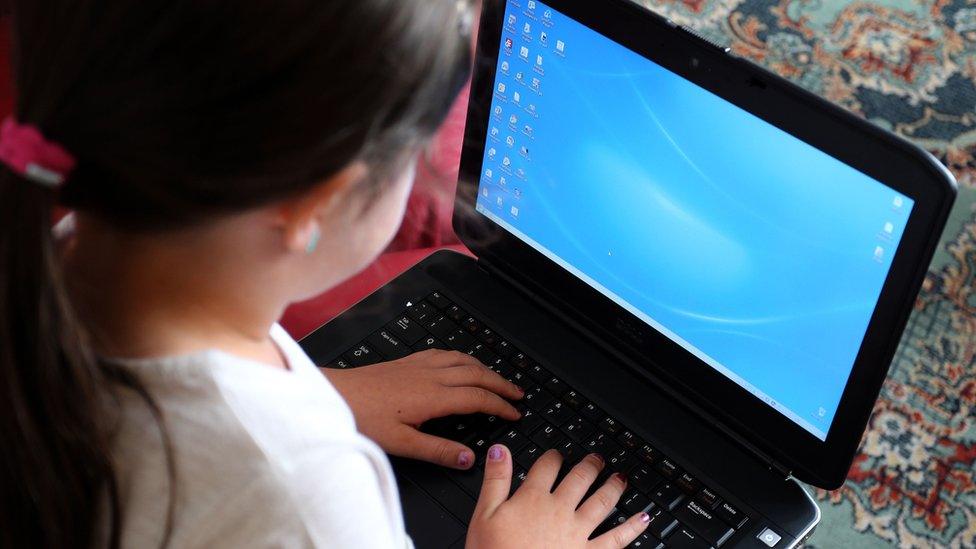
[0,1,651,547]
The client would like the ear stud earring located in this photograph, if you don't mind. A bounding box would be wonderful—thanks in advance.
[305,226,321,254]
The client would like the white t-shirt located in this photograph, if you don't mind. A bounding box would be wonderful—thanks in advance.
[101,324,413,548]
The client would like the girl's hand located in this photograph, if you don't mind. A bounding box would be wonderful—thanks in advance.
[323,349,524,469]
[467,446,650,548]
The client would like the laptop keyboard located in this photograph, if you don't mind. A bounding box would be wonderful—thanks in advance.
[324,290,754,548]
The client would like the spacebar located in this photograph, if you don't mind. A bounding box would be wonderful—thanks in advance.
[399,459,477,524]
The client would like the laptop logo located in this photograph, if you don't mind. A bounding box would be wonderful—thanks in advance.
[615,317,646,345]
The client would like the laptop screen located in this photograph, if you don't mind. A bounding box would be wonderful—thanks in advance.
[474,0,914,440]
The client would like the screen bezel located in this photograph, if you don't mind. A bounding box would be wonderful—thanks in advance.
[454,0,956,488]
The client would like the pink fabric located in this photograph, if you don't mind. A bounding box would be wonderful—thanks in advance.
[0,116,76,184]
[280,245,472,340]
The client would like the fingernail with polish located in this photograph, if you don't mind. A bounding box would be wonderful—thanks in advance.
[613,472,627,485]
[591,453,605,465]
[458,451,473,468]
[488,444,505,462]
[640,512,650,524]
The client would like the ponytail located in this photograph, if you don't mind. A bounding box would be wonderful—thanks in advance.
[0,165,120,548]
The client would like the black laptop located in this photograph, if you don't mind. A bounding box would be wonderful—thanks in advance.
[300,0,957,546]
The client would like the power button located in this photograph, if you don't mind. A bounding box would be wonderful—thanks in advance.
[758,527,782,547]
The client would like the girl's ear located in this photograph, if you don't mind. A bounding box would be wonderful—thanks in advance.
[277,162,369,254]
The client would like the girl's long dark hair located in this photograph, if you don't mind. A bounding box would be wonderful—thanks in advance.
[0,1,471,547]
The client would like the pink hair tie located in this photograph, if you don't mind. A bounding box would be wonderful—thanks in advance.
[0,116,77,188]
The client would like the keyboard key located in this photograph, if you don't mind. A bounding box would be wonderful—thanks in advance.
[343,343,381,366]
[556,440,584,463]
[544,376,568,397]
[469,344,499,368]
[522,387,555,412]
[581,401,603,422]
[325,357,353,369]
[638,443,659,464]
[445,330,477,352]
[617,430,640,450]
[427,315,459,339]
[599,416,622,435]
[515,443,543,469]
[607,449,638,474]
[697,487,720,509]
[445,304,467,322]
[476,327,500,346]
[666,527,710,549]
[511,467,529,494]
[646,507,679,540]
[517,405,545,433]
[628,531,664,548]
[584,432,621,458]
[541,401,572,425]
[412,336,448,352]
[366,330,410,360]
[676,472,699,494]
[405,300,435,323]
[655,457,680,479]
[387,314,428,345]
[563,416,596,443]
[715,501,748,529]
[424,416,478,444]
[619,488,653,515]
[496,428,530,455]
[593,509,628,538]
[485,356,513,377]
[530,423,566,448]
[425,472,477,523]
[427,291,452,309]
[510,352,532,370]
[563,390,584,409]
[674,499,735,547]
[630,465,664,494]
[461,316,482,334]
[527,363,550,383]
[495,339,515,357]
[650,482,684,511]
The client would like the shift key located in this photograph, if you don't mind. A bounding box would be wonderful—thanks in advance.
[674,499,735,546]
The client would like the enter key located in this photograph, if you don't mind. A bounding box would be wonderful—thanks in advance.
[674,499,735,547]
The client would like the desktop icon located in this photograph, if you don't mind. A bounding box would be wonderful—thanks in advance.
[510,206,519,217]
[883,222,894,235]
[523,124,533,136]
[508,14,516,26]
[520,145,529,157]
[505,38,514,51]
[484,168,493,179]
[873,246,885,261]
[531,77,541,91]
[543,9,552,21]
[536,54,543,66]
[497,82,506,94]
[527,0,536,9]
[513,91,521,104]
[493,106,502,116]
[893,196,903,209]
[506,135,515,147]
[496,196,503,206]
[490,126,500,137]
[515,71,524,82]
[502,156,511,167]
[509,114,518,126]
[482,187,489,197]
[499,176,507,186]
[556,40,565,53]
[520,46,529,60]
[540,31,548,45]
[501,61,510,73]
[523,22,531,34]
[488,147,496,158]
[514,188,522,198]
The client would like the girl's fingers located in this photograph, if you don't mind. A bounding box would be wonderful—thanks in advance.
[474,444,513,519]
[422,349,483,369]
[553,453,605,506]
[518,449,563,494]
[589,511,651,549]
[441,362,524,401]
[389,426,476,470]
[440,386,522,421]
[576,472,628,528]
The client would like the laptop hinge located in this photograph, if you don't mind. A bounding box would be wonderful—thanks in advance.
[476,256,795,483]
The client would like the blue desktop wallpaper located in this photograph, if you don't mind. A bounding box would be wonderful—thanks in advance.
[475,0,913,440]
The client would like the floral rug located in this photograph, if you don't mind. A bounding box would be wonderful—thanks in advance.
[628,0,976,545]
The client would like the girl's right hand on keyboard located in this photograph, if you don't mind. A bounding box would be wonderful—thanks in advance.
[466,446,650,548]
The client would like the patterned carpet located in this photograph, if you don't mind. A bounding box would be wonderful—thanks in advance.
[626,0,976,545]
